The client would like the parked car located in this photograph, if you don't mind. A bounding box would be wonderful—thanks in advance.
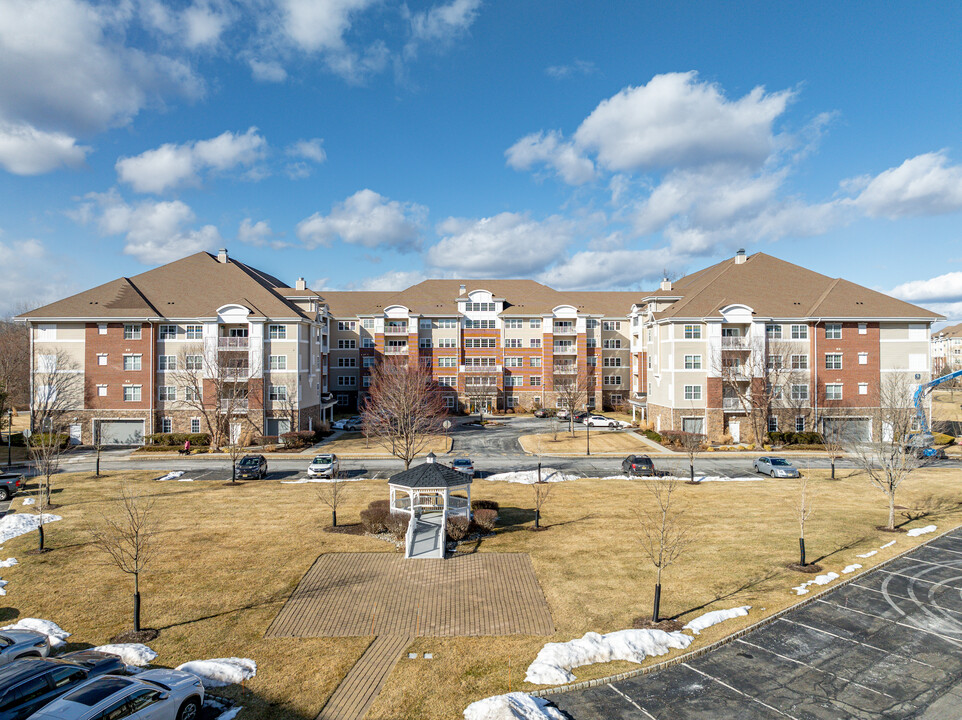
[533,408,553,418]
[307,454,339,478]
[585,415,630,429]
[26,668,204,720]
[451,458,474,477]
[0,475,23,503]
[621,455,657,477]
[753,456,800,478]
[0,630,49,666]
[0,652,125,720]
[235,455,267,480]
[555,409,570,421]
[572,411,590,424]
[332,416,362,431]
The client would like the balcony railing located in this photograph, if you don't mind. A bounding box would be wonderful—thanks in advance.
[721,336,750,349]
[220,398,249,412]
[384,325,409,335]
[722,398,743,411]
[460,364,502,373]
[218,337,249,349]
[553,365,578,374]
[553,344,577,354]
[384,346,408,354]
[223,369,250,381]
[553,325,577,335]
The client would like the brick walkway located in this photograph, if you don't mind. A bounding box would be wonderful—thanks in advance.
[315,635,412,720]
[267,552,554,638]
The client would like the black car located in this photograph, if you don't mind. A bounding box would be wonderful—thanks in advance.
[235,454,268,479]
[0,475,23,502]
[621,454,656,477]
[572,411,590,423]
[533,408,553,418]
[0,652,125,720]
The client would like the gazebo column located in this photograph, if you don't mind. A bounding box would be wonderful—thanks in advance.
[442,487,449,523]
[466,483,472,518]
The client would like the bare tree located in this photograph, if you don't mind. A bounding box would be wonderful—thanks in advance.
[794,475,815,567]
[463,377,500,423]
[317,471,347,527]
[554,367,593,434]
[532,467,552,530]
[822,423,845,480]
[88,482,154,634]
[636,476,695,622]
[362,357,447,470]
[0,321,29,429]
[847,373,924,530]
[678,431,706,482]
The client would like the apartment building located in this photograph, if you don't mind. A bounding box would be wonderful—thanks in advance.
[932,322,962,374]
[18,250,333,445]
[629,250,941,443]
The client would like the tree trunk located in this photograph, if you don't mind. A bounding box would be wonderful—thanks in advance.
[690,463,694,481]
[798,537,806,566]
[133,591,141,632]
[652,583,662,623]
[534,508,540,529]
[830,459,835,480]
[95,448,101,477]
[888,493,896,530]
[37,524,44,552]
[332,509,337,528]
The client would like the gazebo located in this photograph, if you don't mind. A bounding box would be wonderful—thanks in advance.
[388,453,473,558]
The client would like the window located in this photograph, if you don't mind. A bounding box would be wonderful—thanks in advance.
[362,338,375,348]
[420,319,432,329]
[464,338,497,348]
[683,324,702,339]
[97,353,108,366]
[858,352,868,365]
[530,338,542,348]
[683,384,702,400]
[791,384,809,401]
[506,396,518,408]
[610,394,623,405]
[505,319,523,329]
[123,386,141,402]
[530,319,542,329]
[158,386,176,401]
[791,324,808,340]
[269,385,287,401]
[586,337,597,348]
[604,375,623,386]
[795,416,806,432]
[420,357,432,368]
[50,666,86,689]
[269,324,286,339]
[464,302,497,312]
[159,325,177,340]
[190,418,201,433]
[683,354,702,370]
[438,376,456,387]
[825,353,843,370]
[504,338,522,348]
[530,376,542,386]
[602,321,621,331]
[336,394,349,406]
[825,323,842,339]
[530,357,542,367]
[123,324,141,340]
[858,382,868,395]
[338,339,357,349]
[505,376,523,387]
[123,355,142,371]
[465,319,496,329]
[791,354,808,370]
[337,357,357,367]
[160,417,172,433]
[587,356,597,367]
[603,339,622,349]
[825,383,843,400]
[437,338,457,348]
[768,415,778,432]
[464,357,497,367]
[419,338,431,348]
[362,318,376,329]
[436,357,456,368]
[97,384,108,397]
[443,396,456,408]
[185,386,199,402]
[185,355,203,371]
[126,689,162,713]
[437,319,458,329]
[770,384,784,399]
[766,324,782,339]
[338,321,356,331]
[269,355,287,370]
[337,376,357,386]
[504,357,523,367]
[158,355,176,371]
[858,322,867,335]
[362,376,371,387]
[603,357,623,367]
[362,356,375,367]
[185,324,202,340]
[98,323,107,335]
[767,355,783,370]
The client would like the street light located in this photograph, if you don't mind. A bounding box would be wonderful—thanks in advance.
[6,408,11,468]
[585,404,590,457]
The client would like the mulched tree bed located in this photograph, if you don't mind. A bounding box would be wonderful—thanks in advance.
[876,526,907,533]
[787,563,824,574]
[323,523,366,536]
[111,629,160,643]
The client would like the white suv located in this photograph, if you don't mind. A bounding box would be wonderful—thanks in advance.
[308,454,339,478]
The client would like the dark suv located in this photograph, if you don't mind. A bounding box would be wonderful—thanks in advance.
[0,652,125,719]
[0,475,23,502]
[235,454,268,479]
[621,454,657,477]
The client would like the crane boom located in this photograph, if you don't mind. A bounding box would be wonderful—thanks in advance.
[914,368,962,434]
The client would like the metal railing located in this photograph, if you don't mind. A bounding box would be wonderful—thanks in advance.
[218,337,249,349]
[553,344,577,354]
[384,325,409,335]
[460,364,502,372]
[219,398,249,411]
[722,398,743,411]
[384,346,408,354]
[721,336,750,349]
[553,365,578,374]
[552,325,577,335]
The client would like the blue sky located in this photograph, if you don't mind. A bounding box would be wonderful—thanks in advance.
[2,1,962,325]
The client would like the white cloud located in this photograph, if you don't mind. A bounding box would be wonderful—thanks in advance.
[182,2,231,48]
[0,0,202,136]
[288,138,327,163]
[0,121,90,175]
[116,127,267,193]
[891,271,962,304]
[249,59,287,83]
[545,59,596,80]
[349,269,430,291]
[237,218,288,249]
[0,238,73,316]
[537,247,678,290]
[506,131,595,185]
[279,0,376,52]
[76,190,221,264]
[296,189,426,251]
[848,152,962,219]
[408,0,481,46]
[427,212,572,276]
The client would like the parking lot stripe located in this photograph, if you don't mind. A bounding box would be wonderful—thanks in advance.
[849,581,962,619]
[896,556,962,571]
[681,663,800,719]
[923,544,962,557]
[815,599,962,647]
[734,639,894,698]
[776,617,935,668]
[878,566,962,586]
[606,683,658,720]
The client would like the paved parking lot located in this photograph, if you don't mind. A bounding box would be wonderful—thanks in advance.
[550,527,962,719]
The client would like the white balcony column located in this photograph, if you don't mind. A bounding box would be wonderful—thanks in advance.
[203,322,218,377]
[249,321,265,378]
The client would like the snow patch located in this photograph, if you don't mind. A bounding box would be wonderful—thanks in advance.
[0,514,62,545]
[176,658,256,687]
[92,643,158,667]
[281,476,367,484]
[486,469,578,484]
[464,692,566,720]
[216,709,243,720]
[155,471,185,482]
[856,550,878,558]
[880,540,897,549]
[0,558,17,568]
[842,564,862,574]
[21,498,35,506]
[907,525,937,537]
[525,629,692,685]
[1,619,70,647]
[683,606,751,635]
[792,572,840,596]
[0,580,7,596]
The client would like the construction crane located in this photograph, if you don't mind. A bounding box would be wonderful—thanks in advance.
[910,368,962,457]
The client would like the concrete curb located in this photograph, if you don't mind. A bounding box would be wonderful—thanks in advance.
[529,523,958,698]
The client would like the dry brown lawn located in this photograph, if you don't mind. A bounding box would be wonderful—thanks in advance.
[518,430,649,455]
[932,389,962,423]
[3,467,962,720]
[318,432,452,457]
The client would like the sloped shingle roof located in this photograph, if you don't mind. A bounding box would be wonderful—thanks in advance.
[388,461,473,489]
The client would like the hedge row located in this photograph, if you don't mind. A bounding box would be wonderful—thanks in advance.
[767,431,823,445]
[146,433,211,446]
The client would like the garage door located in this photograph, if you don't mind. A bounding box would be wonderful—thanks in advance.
[266,418,291,436]
[98,420,145,445]
[822,417,871,443]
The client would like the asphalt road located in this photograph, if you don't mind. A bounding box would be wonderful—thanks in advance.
[549,526,962,720]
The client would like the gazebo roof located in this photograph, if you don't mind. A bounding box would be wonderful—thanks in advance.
[388,461,473,489]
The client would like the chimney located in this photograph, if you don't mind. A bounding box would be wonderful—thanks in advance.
[660,277,672,291]
[425,451,436,464]
[217,248,229,264]
[735,248,746,265]
[459,283,467,296]
[295,277,307,291]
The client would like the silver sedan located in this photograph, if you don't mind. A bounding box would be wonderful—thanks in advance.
[0,630,50,665]
[27,669,205,720]
[753,456,800,478]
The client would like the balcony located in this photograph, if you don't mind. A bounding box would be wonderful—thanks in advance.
[553,365,578,374]
[722,398,744,411]
[460,364,502,373]
[220,398,249,413]
[223,368,250,381]
[384,324,409,335]
[218,337,249,350]
[553,344,577,354]
[721,336,750,350]
[384,346,408,355]
[553,325,577,335]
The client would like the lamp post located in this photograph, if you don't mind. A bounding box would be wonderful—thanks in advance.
[585,404,590,457]
[6,408,11,468]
